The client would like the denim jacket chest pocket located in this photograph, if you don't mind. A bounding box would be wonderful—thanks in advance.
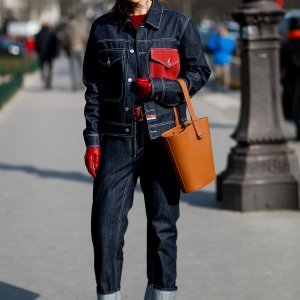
[98,48,126,102]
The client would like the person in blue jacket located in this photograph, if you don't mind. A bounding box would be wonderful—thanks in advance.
[208,24,236,90]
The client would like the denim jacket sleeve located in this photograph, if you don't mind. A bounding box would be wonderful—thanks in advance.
[82,22,101,147]
[150,19,211,107]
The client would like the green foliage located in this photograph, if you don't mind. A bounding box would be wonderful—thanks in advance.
[0,72,23,109]
[0,56,39,75]
[0,56,39,109]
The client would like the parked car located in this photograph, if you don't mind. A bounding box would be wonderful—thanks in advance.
[0,36,25,56]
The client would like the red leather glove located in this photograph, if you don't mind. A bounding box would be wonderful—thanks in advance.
[84,147,101,179]
[135,78,152,100]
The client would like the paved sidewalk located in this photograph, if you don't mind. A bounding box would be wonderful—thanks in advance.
[0,57,299,300]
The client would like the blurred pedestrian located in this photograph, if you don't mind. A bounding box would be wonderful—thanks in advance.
[281,17,300,139]
[35,24,58,89]
[82,0,211,299]
[208,24,236,90]
[62,14,87,91]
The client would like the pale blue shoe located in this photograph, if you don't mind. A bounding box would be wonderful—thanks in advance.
[97,291,121,300]
[144,285,176,300]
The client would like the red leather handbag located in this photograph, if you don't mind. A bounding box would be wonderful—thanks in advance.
[150,48,180,79]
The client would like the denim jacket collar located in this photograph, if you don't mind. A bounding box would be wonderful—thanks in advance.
[144,0,163,29]
[120,0,163,31]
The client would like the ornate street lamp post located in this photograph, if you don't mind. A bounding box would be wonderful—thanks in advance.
[217,0,300,211]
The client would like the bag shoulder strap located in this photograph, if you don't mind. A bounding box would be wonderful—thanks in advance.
[176,79,198,122]
[173,106,180,126]
[176,78,203,139]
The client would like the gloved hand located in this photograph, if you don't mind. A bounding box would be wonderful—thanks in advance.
[135,78,152,100]
[84,147,101,179]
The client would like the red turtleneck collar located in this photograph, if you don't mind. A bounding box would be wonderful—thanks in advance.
[129,14,147,29]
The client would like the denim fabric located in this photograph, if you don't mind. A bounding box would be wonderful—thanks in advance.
[82,0,211,147]
[91,121,180,295]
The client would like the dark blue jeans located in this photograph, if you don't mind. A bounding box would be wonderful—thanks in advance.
[91,121,180,295]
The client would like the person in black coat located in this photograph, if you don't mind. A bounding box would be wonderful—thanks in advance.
[281,17,300,139]
[35,24,58,89]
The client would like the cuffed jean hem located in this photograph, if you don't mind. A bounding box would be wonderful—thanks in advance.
[97,291,121,300]
[144,285,176,300]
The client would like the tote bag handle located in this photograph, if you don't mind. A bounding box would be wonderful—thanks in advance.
[173,79,203,140]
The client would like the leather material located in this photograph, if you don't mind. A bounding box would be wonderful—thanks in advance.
[135,78,152,100]
[161,79,216,193]
[134,105,143,121]
[150,48,180,80]
[84,146,101,179]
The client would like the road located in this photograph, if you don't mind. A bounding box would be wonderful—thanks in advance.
[0,57,299,300]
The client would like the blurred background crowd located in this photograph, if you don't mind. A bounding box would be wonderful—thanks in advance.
[1,0,299,55]
[0,0,299,108]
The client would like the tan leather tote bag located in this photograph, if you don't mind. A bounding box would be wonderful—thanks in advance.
[161,79,216,193]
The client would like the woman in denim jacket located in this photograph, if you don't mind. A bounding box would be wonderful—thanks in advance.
[83,1,211,299]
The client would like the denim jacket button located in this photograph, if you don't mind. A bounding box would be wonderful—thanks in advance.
[125,128,130,133]
[130,49,135,54]
[128,78,133,83]
[125,107,129,112]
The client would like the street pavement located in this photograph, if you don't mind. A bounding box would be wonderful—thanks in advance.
[0,57,299,300]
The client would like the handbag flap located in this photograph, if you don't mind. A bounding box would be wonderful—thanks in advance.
[150,48,180,68]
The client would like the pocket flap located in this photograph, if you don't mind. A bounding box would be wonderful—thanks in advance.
[150,48,180,68]
[98,49,124,67]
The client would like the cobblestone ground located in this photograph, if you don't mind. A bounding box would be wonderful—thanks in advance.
[0,57,299,300]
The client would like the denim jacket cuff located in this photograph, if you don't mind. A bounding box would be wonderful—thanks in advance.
[150,78,186,107]
[84,134,101,147]
[150,78,165,106]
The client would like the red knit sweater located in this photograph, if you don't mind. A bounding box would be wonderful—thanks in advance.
[129,14,147,29]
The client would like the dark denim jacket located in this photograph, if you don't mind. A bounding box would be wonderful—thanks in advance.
[82,0,211,147]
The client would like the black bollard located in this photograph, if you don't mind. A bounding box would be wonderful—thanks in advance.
[217,0,300,212]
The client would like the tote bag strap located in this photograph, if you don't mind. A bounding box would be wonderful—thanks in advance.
[176,78,203,139]
[173,106,180,126]
[177,79,198,121]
